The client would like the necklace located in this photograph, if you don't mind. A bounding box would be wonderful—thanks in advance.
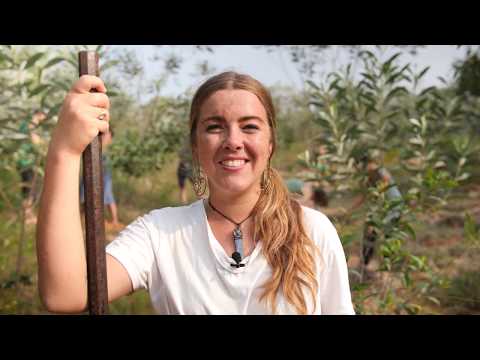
[208,199,255,268]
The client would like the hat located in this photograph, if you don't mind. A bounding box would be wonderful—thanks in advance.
[286,178,304,195]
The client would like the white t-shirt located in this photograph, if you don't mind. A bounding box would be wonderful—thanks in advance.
[106,199,355,315]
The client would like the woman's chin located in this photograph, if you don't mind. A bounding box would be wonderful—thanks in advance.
[211,181,259,197]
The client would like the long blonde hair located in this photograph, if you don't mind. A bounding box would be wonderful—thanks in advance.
[189,72,318,314]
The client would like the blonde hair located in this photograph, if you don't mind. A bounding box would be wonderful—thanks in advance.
[189,72,318,314]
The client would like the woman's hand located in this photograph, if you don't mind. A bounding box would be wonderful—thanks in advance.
[50,75,110,157]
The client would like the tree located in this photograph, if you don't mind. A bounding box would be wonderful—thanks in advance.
[302,48,470,314]
[259,45,425,80]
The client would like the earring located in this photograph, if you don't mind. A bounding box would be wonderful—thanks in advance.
[192,164,207,197]
[261,164,272,194]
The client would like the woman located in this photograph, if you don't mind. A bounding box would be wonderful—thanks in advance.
[36,72,354,315]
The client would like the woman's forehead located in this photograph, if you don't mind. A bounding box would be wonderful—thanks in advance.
[199,89,267,119]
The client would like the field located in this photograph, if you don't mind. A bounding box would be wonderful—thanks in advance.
[2,45,480,315]
[1,151,479,315]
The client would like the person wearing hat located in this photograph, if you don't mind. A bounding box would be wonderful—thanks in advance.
[349,150,403,268]
[286,179,346,219]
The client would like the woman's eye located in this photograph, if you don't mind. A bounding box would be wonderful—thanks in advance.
[206,124,222,132]
[243,124,259,131]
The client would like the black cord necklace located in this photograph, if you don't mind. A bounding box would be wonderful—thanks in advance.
[208,199,255,268]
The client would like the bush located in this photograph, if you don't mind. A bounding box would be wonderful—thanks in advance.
[443,269,480,311]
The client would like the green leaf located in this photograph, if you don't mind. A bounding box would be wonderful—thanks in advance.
[43,57,65,69]
[309,100,324,108]
[359,79,376,91]
[409,137,424,146]
[25,52,45,69]
[410,255,424,269]
[29,84,50,97]
[361,72,377,84]
[409,118,422,128]
[384,86,408,104]
[415,97,429,109]
[306,80,320,91]
[382,52,401,73]
[359,50,377,61]
[386,72,402,85]
[51,79,71,92]
[100,59,120,72]
[346,64,352,76]
[328,78,341,92]
[383,110,400,121]
[416,66,430,81]
[399,63,411,74]
[21,80,33,89]
[403,223,416,241]
[464,213,479,241]
[437,76,448,85]
[65,58,77,68]
[340,233,355,247]
[419,86,436,97]
[0,52,14,64]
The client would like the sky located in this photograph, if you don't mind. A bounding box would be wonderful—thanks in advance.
[119,45,468,102]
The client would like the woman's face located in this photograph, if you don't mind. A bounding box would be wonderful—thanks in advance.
[194,89,273,197]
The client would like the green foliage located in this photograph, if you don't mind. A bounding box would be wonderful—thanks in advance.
[464,213,480,247]
[1,45,479,314]
[455,52,480,97]
[109,92,190,177]
[302,48,477,314]
[271,85,317,151]
[444,269,480,311]
[109,120,184,177]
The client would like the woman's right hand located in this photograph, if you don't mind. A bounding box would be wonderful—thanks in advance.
[50,75,110,157]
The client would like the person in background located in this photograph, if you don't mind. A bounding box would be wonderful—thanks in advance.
[286,178,347,221]
[310,186,347,220]
[349,153,403,268]
[80,127,123,231]
[285,178,307,199]
[177,143,193,204]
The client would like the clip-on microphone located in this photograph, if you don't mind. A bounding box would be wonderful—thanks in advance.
[231,251,245,268]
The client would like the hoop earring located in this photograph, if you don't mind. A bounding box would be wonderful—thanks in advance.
[260,164,272,194]
[192,163,207,197]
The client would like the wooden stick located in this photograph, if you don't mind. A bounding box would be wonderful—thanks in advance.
[79,51,108,315]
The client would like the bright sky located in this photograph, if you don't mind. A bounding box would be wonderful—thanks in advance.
[120,45,467,101]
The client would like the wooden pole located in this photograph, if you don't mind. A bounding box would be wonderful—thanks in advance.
[79,51,108,315]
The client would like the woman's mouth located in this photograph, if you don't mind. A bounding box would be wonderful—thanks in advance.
[219,159,249,170]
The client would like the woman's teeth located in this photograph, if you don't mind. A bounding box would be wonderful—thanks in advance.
[221,160,246,167]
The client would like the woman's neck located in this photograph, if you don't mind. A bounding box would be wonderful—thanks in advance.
[207,190,260,223]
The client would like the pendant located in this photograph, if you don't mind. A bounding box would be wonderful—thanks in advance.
[233,227,243,259]
[231,227,245,268]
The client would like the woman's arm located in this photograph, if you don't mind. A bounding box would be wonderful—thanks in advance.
[347,193,365,213]
[36,75,132,313]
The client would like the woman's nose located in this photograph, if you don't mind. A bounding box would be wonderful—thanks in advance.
[223,127,243,151]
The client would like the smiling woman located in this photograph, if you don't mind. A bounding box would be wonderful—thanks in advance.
[36,71,354,315]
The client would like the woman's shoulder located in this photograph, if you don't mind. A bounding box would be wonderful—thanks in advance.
[140,200,204,230]
[301,205,334,227]
[300,205,343,252]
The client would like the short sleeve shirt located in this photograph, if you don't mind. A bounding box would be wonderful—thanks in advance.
[106,200,355,315]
